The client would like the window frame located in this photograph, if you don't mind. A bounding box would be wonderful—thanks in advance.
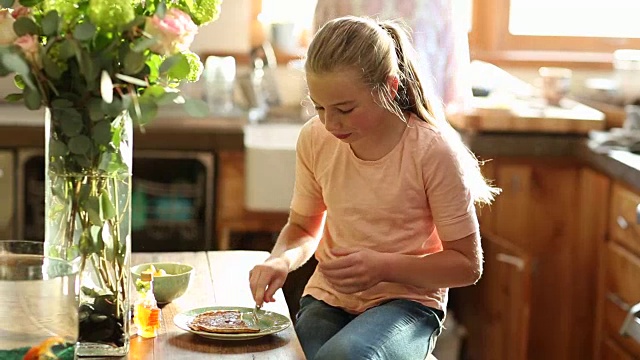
[468,0,640,69]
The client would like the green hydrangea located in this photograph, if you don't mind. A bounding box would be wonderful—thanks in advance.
[177,0,222,26]
[183,51,203,82]
[42,0,82,29]
[87,0,135,31]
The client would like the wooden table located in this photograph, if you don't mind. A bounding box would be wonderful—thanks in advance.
[119,251,305,360]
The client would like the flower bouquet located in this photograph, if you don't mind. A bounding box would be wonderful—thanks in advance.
[0,0,220,355]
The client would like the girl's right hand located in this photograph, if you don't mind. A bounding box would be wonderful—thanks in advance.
[249,257,289,306]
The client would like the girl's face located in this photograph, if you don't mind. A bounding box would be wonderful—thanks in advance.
[306,69,399,146]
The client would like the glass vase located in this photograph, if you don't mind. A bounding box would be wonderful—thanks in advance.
[44,106,133,357]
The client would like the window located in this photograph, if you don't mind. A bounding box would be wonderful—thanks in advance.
[469,0,640,68]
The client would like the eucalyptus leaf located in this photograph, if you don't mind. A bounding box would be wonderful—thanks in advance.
[68,135,92,155]
[73,21,97,41]
[13,75,25,90]
[85,196,103,226]
[0,0,13,8]
[129,97,157,125]
[51,98,74,108]
[24,86,41,110]
[159,54,183,74]
[2,52,36,90]
[101,190,116,220]
[88,97,105,121]
[184,97,209,117]
[156,1,167,18]
[18,0,42,6]
[13,17,39,36]
[43,55,63,79]
[41,11,60,36]
[74,154,92,168]
[4,93,23,102]
[58,40,75,59]
[79,229,95,255]
[61,116,83,136]
[123,50,146,75]
[101,97,123,117]
[131,37,157,53]
[92,120,112,146]
[49,139,68,157]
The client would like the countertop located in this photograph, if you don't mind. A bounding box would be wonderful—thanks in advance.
[1,104,639,190]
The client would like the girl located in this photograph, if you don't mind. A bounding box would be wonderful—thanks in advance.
[249,16,499,360]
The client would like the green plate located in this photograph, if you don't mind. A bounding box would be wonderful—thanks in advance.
[174,306,291,340]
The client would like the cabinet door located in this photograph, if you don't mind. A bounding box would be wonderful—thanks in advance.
[460,234,532,360]
[0,151,14,239]
[601,337,636,360]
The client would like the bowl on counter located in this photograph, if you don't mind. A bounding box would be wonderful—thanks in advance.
[131,262,194,304]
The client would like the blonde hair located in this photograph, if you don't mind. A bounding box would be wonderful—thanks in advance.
[305,16,500,205]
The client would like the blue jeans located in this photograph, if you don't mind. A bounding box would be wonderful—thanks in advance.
[295,295,444,360]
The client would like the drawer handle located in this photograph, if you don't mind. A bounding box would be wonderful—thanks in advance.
[617,215,629,230]
[620,301,640,345]
[607,292,631,312]
[496,253,525,271]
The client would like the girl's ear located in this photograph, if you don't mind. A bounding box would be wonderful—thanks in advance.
[386,75,400,99]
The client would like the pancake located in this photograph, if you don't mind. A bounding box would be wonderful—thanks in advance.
[188,310,260,334]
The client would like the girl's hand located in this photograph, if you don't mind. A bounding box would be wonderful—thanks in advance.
[249,257,289,306]
[318,247,386,294]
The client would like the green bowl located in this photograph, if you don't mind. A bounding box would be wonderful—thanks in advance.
[131,262,194,304]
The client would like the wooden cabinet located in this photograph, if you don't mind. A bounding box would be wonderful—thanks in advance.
[215,151,289,250]
[594,182,640,359]
[454,160,610,360]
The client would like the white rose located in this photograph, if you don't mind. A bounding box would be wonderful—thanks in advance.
[0,9,17,46]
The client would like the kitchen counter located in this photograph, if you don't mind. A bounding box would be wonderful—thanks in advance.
[1,104,639,190]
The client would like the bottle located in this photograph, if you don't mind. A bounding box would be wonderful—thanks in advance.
[134,272,161,338]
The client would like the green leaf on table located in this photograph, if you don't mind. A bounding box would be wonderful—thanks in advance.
[92,120,112,146]
[4,93,23,102]
[49,138,68,157]
[68,135,92,155]
[73,21,96,41]
[184,97,209,117]
[41,11,60,36]
[101,189,115,220]
[13,17,39,36]
[23,86,41,110]
[123,50,146,75]
[61,116,83,136]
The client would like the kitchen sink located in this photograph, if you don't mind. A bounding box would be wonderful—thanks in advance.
[243,122,303,212]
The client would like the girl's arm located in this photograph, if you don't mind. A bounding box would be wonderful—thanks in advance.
[269,210,326,271]
[319,231,482,293]
[250,210,325,305]
[382,231,483,289]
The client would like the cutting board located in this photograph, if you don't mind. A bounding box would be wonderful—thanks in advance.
[449,95,606,134]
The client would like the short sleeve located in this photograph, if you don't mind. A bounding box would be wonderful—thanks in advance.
[423,135,478,241]
[290,120,326,216]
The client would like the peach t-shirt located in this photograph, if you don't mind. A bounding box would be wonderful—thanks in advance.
[291,114,478,314]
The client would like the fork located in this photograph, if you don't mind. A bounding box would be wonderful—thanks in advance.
[252,304,261,324]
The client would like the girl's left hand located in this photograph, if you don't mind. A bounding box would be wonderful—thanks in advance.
[318,247,385,294]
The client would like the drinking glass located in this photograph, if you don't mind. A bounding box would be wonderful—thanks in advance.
[0,240,79,359]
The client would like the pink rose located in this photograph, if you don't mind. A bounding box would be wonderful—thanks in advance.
[14,35,42,68]
[11,6,32,19]
[145,8,198,56]
[0,9,17,46]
